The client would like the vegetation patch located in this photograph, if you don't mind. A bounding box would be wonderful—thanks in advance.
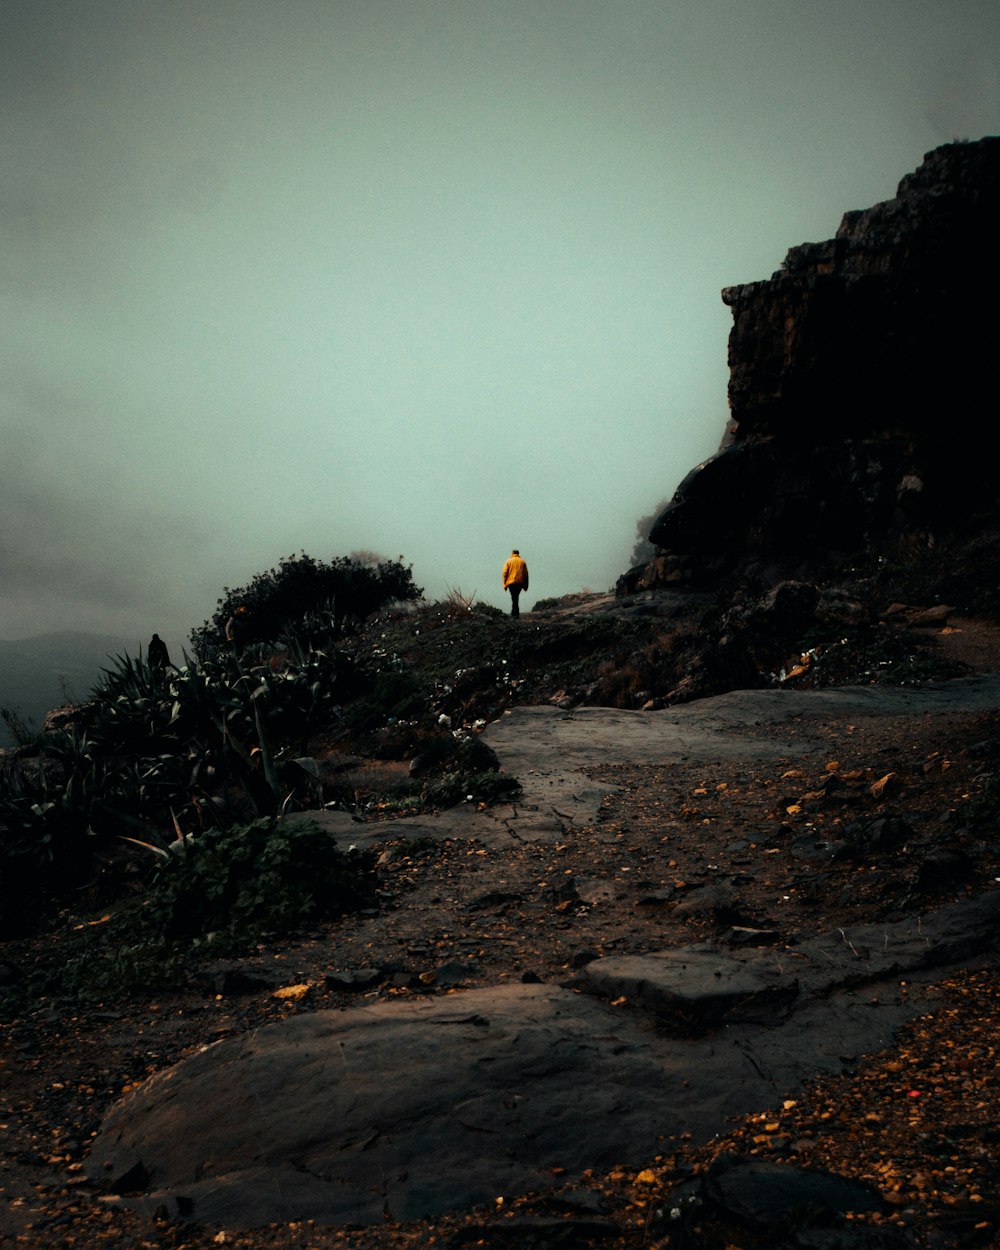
[1,817,376,1006]
[419,769,520,810]
[141,817,375,940]
[190,551,422,654]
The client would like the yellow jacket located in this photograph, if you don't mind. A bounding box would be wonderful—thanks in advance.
[502,553,529,590]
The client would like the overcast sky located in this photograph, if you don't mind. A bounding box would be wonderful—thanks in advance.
[3,0,999,644]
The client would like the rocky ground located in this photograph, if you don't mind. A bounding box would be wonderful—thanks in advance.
[2,608,1000,1250]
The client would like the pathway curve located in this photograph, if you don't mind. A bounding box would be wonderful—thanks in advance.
[87,676,1000,1227]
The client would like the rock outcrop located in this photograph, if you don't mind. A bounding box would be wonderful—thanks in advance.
[623,137,1000,593]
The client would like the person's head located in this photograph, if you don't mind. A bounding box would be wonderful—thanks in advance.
[512,549,519,555]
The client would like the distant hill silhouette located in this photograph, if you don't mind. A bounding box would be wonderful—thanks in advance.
[0,632,174,745]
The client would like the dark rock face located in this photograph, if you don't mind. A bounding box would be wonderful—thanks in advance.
[633,137,1000,589]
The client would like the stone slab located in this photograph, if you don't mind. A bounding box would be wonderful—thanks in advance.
[87,891,1000,1227]
[581,892,1000,1024]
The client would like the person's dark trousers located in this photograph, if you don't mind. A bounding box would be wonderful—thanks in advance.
[508,586,522,617]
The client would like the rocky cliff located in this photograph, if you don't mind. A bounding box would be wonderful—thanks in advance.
[624,137,1000,593]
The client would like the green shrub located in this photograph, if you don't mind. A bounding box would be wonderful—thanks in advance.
[53,934,192,1002]
[141,817,375,940]
[421,770,520,809]
[1,818,376,1006]
[0,922,198,1010]
[190,551,423,654]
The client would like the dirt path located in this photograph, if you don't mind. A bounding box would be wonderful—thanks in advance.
[3,670,1000,1248]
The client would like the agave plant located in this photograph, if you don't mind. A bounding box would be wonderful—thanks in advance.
[0,615,362,934]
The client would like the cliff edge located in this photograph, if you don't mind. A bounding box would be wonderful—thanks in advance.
[624,137,1000,593]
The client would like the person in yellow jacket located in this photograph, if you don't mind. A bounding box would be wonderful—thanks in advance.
[501,549,529,618]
